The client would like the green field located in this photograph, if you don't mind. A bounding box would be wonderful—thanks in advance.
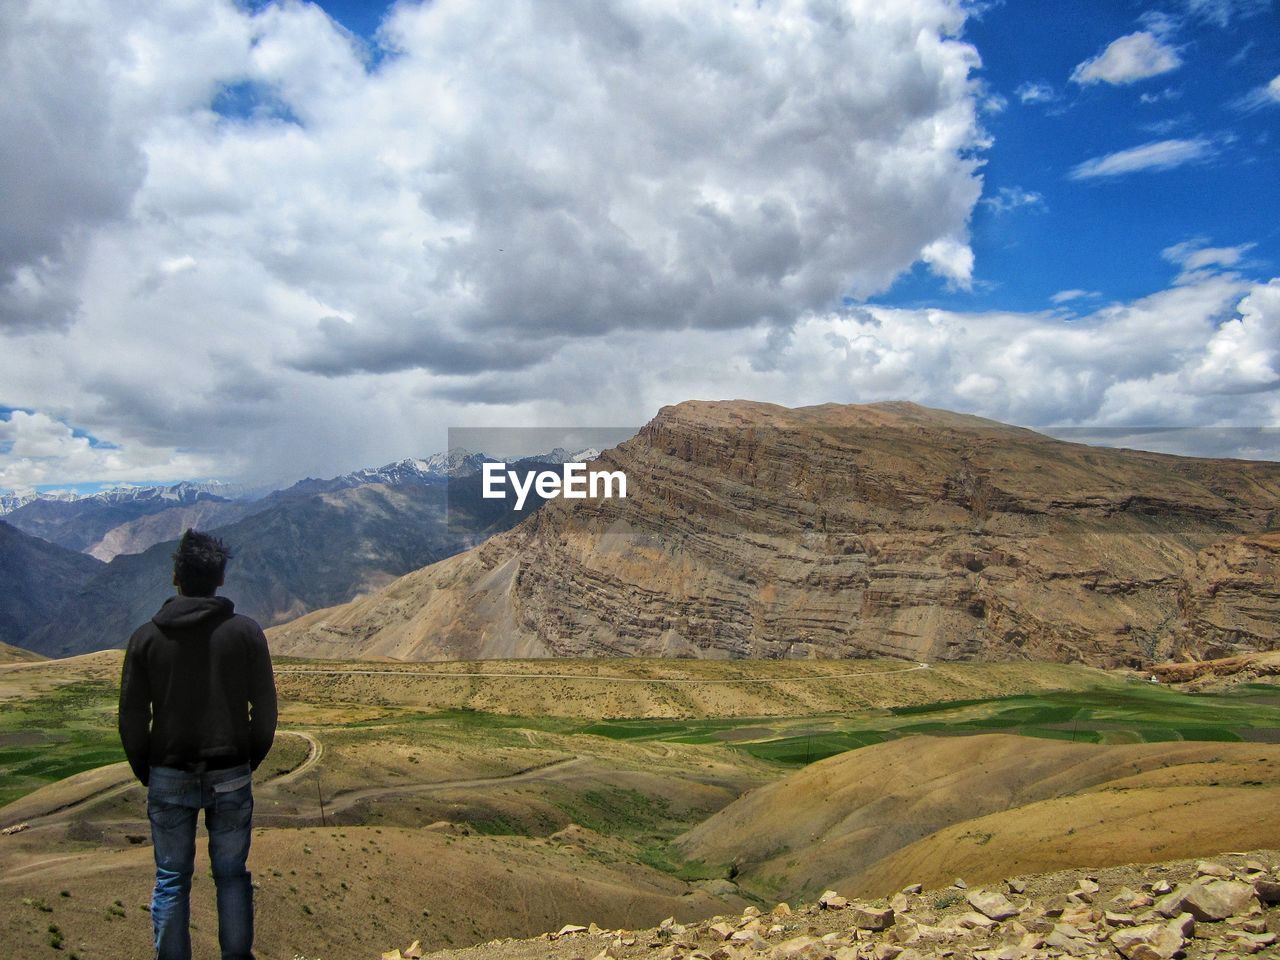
[0,681,123,808]
[4,674,1280,809]
[578,679,1280,765]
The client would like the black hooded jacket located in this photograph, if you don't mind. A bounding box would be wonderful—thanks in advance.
[118,595,277,785]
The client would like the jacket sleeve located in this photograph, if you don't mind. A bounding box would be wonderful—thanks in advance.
[247,625,278,770]
[118,633,152,786]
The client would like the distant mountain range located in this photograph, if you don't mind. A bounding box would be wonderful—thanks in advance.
[270,400,1280,669]
[1,447,599,559]
[0,479,257,517]
[1,481,259,556]
[2,446,601,658]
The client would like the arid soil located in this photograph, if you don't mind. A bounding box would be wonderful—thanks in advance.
[408,851,1280,960]
[4,653,1280,959]
[0,639,44,663]
[676,733,1280,901]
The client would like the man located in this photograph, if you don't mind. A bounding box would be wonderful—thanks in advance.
[119,528,278,960]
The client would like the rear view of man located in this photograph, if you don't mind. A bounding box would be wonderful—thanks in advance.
[119,529,278,960]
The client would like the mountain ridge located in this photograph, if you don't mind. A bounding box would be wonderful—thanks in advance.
[269,398,1280,667]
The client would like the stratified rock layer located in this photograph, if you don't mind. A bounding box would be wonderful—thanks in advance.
[270,400,1280,666]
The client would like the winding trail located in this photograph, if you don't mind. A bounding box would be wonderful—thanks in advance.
[314,755,587,819]
[0,730,321,831]
[271,730,323,786]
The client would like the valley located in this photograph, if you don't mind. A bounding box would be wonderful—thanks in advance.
[3,653,1280,959]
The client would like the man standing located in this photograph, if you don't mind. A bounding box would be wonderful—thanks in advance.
[119,529,278,960]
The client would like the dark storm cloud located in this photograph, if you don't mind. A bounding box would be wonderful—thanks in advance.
[0,2,147,333]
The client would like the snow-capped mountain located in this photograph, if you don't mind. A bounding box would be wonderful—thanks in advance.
[293,446,605,495]
[537,446,601,464]
[0,479,257,516]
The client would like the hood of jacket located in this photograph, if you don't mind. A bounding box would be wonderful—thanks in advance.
[152,595,235,631]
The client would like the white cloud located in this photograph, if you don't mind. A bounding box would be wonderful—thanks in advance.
[1187,279,1280,394]
[920,237,976,290]
[417,267,1280,441]
[1182,0,1272,27]
[2,0,1277,488]
[0,0,997,485]
[0,410,219,488]
[6,269,1280,484]
[1068,138,1215,179]
[1162,240,1254,272]
[1016,81,1057,105]
[1071,31,1182,86]
[1050,289,1099,304]
[981,187,1046,215]
[1233,74,1280,111]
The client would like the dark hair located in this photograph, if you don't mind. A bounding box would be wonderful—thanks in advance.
[172,529,232,596]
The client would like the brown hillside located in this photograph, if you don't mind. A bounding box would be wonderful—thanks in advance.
[0,640,44,663]
[411,850,1280,960]
[269,400,1280,666]
[673,733,1280,902]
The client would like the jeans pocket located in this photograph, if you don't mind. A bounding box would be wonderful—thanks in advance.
[211,785,254,823]
[213,772,252,794]
[147,792,192,828]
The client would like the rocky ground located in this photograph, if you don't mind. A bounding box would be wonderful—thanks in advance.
[368,851,1280,960]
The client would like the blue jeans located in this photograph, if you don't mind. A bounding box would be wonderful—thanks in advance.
[147,764,255,960]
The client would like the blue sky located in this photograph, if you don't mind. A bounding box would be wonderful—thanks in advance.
[1,0,1278,491]
[890,0,1279,311]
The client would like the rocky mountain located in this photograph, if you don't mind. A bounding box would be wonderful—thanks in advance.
[270,399,1280,667]
[17,456,570,658]
[0,521,103,648]
[281,456,480,497]
[83,498,259,561]
[0,489,75,514]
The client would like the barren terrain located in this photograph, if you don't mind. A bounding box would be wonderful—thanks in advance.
[3,653,1279,959]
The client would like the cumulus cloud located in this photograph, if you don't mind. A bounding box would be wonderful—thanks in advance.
[1069,138,1215,179]
[7,268,1279,484]
[0,410,219,489]
[1071,31,1182,87]
[426,270,1280,452]
[2,0,1277,488]
[0,0,999,484]
[7,0,987,357]
[1186,279,1280,395]
[0,2,256,332]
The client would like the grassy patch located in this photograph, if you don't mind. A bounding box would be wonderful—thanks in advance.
[549,787,676,837]
[637,842,725,881]
[6,666,1280,810]
[0,680,123,807]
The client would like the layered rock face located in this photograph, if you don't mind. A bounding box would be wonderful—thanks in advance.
[270,400,1280,666]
